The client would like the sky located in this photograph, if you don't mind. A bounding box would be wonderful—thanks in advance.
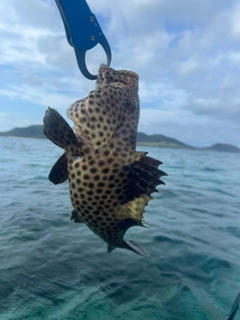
[0,0,240,147]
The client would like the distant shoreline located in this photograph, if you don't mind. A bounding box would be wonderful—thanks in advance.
[0,125,240,153]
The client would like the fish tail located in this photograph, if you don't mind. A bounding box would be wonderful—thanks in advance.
[125,240,149,257]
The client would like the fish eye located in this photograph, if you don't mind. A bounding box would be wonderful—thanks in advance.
[124,98,135,110]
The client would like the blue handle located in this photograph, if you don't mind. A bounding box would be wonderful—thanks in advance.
[55,0,112,79]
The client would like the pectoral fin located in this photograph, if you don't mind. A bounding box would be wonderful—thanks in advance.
[43,107,83,156]
[49,152,68,184]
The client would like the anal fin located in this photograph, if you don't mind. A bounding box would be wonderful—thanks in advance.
[70,209,85,223]
[43,107,82,156]
[108,244,116,253]
[49,152,68,184]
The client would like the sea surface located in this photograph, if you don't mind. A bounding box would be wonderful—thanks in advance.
[0,136,240,320]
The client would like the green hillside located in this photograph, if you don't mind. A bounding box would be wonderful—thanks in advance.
[137,132,193,149]
[0,125,45,139]
[202,143,240,153]
[0,125,239,153]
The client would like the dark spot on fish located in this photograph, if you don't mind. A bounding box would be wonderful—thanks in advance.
[89,159,95,166]
[107,158,113,164]
[97,182,105,188]
[83,174,90,180]
[102,167,109,174]
[90,167,97,174]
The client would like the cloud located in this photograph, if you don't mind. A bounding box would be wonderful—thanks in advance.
[0,0,240,146]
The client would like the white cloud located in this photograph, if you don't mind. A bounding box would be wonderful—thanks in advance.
[178,60,199,75]
[229,2,240,38]
[0,0,240,147]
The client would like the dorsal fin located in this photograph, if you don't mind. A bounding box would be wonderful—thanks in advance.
[130,152,167,197]
[126,152,167,222]
[49,152,68,184]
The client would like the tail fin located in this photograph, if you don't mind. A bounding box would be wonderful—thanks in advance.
[125,240,149,257]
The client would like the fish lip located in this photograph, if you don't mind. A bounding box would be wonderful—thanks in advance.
[97,64,109,84]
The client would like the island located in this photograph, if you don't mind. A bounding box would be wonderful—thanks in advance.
[0,125,239,153]
[0,125,45,139]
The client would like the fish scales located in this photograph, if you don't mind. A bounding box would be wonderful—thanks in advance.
[43,66,166,257]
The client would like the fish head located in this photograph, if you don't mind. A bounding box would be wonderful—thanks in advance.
[67,66,140,149]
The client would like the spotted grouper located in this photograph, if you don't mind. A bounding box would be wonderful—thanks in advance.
[43,65,166,257]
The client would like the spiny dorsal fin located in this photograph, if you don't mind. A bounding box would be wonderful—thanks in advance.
[126,152,167,222]
[43,107,83,156]
[49,152,68,185]
[131,152,167,197]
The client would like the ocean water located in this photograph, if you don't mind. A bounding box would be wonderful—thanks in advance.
[0,136,240,320]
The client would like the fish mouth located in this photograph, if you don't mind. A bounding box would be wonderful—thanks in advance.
[97,64,112,84]
[96,65,139,88]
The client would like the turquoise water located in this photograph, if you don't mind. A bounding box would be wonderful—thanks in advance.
[0,137,240,320]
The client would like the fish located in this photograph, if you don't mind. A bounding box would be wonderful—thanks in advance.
[43,65,167,257]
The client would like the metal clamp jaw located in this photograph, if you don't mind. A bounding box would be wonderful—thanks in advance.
[55,0,112,80]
